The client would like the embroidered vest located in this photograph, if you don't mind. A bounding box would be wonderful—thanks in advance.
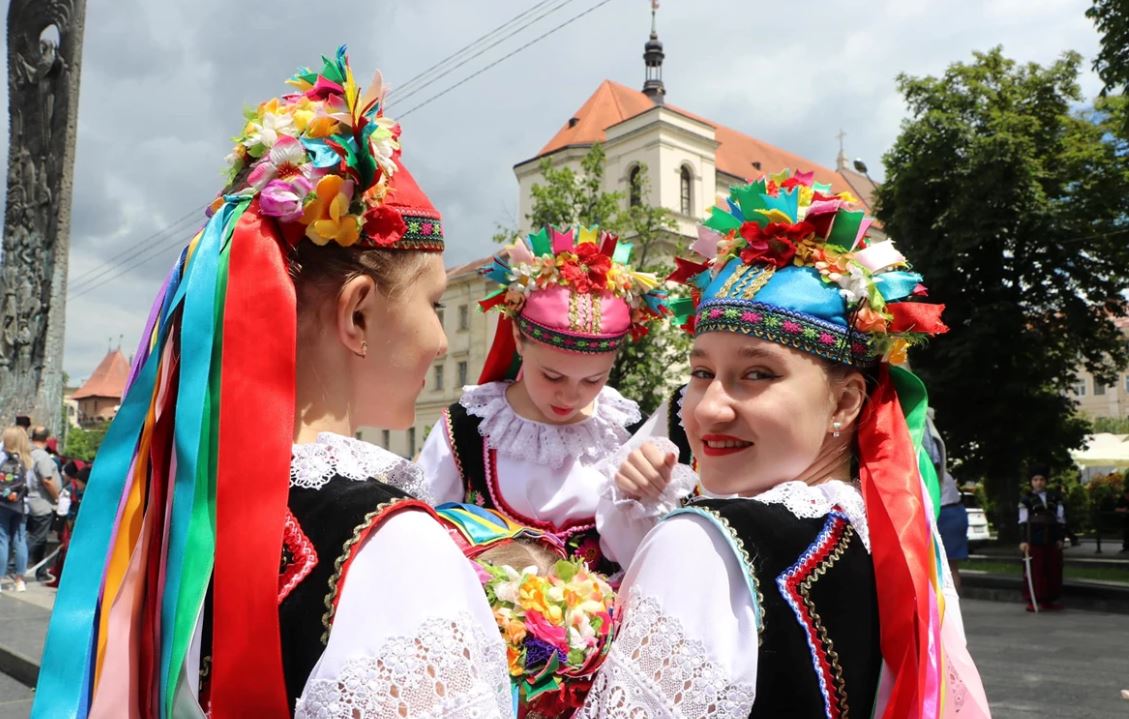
[441,401,621,576]
[277,476,434,710]
[1020,490,1064,546]
[677,497,881,719]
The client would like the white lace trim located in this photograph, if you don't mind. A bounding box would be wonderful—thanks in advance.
[295,612,512,719]
[599,437,699,520]
[459,382,641,470]
[290,432,433,504]
[753,480,870,552]
[577,588,756,719]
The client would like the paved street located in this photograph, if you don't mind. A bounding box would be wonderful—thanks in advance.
[964,598,1129,718]
[0,594,1127,717]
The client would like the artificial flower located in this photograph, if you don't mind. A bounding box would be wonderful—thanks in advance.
[361,203,406,246]
[738,221,812,268]
[260,177,313,223]
[303,175,360,246]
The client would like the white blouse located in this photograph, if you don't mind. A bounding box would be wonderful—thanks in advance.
[579,480,871,719]
[417,382,645,565]
[292,433,512,719]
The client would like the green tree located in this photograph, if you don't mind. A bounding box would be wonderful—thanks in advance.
[493,144,688,414]
[877,48,1129,539]
[63,422,109,462]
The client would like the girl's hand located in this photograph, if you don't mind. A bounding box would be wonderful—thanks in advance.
[614,442,677,502]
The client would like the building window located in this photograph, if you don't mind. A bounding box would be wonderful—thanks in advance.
[1124,375,1129,393]
[408,427,416,457]
[1095,381,1106,396]
[381,429,390,448]
[1073,380,1087,397]
[433,364,444,391]
[458,304,469,331]
[628,166,642,207]
[680,165,693,215]
[436,306,445,328]
[457,360,469,388]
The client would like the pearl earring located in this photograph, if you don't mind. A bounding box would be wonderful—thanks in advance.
[832,420,842,438]
[353,341,368,359]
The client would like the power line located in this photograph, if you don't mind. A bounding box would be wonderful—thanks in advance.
[68,214,203,298]
[387,0,579,107]
[385,0,564,101]
[399,0,617,119]
[68,205,204,286]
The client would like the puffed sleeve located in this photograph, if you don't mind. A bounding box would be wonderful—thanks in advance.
[579,513,760,719]
[415,418,465,505]
[295,509,513,718]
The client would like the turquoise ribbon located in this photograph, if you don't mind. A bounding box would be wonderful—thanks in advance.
[33,261,187,719]
[159,201,242,715]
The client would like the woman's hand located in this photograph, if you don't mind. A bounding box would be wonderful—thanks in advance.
[614,442,677,502]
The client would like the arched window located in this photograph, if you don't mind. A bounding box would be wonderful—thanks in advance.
[628,165,642,207]
[680,165,693,215]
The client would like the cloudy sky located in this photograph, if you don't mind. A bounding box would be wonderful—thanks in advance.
[0,0,1107,383]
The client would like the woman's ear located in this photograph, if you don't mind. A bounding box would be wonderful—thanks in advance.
[832,370,868,430]
[335,274,377,357]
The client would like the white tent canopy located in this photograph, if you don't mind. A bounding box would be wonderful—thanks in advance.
[1071,433,1129,479]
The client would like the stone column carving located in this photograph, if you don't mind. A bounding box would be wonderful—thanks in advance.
[2,0,86,432]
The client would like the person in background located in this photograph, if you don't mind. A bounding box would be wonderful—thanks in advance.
[0,426,31,592]
[1113,485,1129,553]
[26,426,61,581]
[925,409,968,593]
[45,461,86,588]
[1019,468,1066,611]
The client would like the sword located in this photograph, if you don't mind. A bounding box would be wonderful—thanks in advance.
[1023,550,1039,613]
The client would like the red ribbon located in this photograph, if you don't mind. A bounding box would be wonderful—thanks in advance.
[478,315,519,385]
[858,367,933,719]
[212,207,295,717]
[888,302,948,336]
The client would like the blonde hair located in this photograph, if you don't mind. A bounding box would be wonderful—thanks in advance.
[2,426,32,469]
[477,540,559,575]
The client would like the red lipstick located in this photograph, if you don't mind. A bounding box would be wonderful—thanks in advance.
[699,434,752,457]
[550,405,574,417]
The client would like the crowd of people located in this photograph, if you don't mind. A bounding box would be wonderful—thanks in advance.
[25,48,997,718]
[0,415,88,593]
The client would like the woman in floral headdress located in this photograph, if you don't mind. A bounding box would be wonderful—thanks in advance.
[417,226,673,575]
[34,49,510,719]
[579,171,990,719]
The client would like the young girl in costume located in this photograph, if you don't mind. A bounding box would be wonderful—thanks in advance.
[417,227,668,573]
[579,170,991,718]
[34,49,511,719]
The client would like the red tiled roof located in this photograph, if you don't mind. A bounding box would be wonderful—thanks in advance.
[73,349,130,400]
[533,80,873,210]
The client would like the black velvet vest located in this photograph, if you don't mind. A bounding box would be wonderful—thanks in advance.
[441,402,622,576]
[681,497,882,719]
[277,475,431,712]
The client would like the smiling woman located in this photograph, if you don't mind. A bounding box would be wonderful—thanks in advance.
[579,170,990,719]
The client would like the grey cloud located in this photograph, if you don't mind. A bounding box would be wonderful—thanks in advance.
[0,0,1108,381]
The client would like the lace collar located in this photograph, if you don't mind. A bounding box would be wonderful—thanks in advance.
[290,432,432,503]
[752,480,870,552]
[459,382,642,470]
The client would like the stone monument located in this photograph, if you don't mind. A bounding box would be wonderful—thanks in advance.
[2,0,86,433]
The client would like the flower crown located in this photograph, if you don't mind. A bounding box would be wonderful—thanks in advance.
[667,169,946,364]
[218,46,442,250]
[479,226,668,342]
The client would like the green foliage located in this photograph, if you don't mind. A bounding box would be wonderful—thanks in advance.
[1087,471,1128,512]
[495,144,686,413]
[63,422,109,462]
[1090,415,1129,434]
[1087,1,1129,97]
[877,48,1129,539]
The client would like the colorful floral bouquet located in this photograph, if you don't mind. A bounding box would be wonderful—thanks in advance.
[476,555,617,716]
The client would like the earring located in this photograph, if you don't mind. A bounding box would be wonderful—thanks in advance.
[831,420,842,438]
[353,341,368,359]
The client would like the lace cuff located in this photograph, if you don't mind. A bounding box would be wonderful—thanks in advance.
[290,432,434,504]
[577,589,756,719]
[599,437,698,520]
[295,613,511,719]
